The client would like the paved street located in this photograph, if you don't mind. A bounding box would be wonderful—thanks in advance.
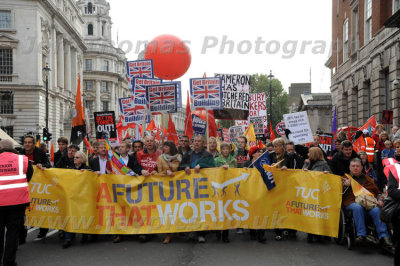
[17,229,393,266]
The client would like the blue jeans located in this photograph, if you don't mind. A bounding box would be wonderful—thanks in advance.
[345,203,389,239]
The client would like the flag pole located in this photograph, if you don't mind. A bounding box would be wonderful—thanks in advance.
[142,106,147,139]
[206,111,209,143]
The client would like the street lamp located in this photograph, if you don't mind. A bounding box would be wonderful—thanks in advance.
[43,63,51,143]
[268,70,274,129]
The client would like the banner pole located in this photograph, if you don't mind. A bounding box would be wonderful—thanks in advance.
[142,106,147,139]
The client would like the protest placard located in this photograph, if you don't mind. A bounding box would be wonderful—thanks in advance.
[276,122,286,136]
[146,83,178,115]
[94,111,118,145]
[229,125,245,143]
[249,93,267,117]
[192,114,207,135]
[319,133,333,158]
[283,111,313,144]
[127,59,153,79]
[223,128,230,142]
[165,81,182,108]
[250,116,265,137]
[214,74,250,120]
[132,78,162,106]
[190,77,223,110]
[119,97,150,125]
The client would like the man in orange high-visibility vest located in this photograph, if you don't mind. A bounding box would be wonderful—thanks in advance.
[0,140,33,266]
[363,129,376,163]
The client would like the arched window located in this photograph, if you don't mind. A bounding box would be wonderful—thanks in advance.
[88,24,93,36]
[88,2,93,14]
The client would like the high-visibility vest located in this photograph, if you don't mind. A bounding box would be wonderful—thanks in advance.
[0,152,30,207]
[364,137,375,163]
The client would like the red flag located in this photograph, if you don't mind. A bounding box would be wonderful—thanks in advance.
[163,127,168,141]
[84,137,94,154]
[167,114,178,145]
[155,126,161,142]
[50,141,54,166]
[347,128,352,141]
[352,136,366,153]
[70,75,86,144]
[358,116,377,135]
[208,110,217,138]
[184,91,194,139]
[269,122,276,141]
[146,119,156,134]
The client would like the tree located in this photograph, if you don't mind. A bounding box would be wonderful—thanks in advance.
[250,73,289,128]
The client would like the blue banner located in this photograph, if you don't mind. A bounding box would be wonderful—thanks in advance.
[253,152,276,190]
[192,114,206,135]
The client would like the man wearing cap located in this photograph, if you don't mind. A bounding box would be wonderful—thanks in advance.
[0,140,33,266]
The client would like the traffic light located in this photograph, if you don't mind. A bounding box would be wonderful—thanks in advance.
[42,128,52,142]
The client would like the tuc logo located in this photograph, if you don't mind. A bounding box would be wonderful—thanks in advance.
[295,187,319,200]
[30,183,52,195]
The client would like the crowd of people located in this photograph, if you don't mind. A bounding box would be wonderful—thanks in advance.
[0,123,400,266]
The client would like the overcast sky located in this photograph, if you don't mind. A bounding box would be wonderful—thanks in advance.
[109,0,332,94]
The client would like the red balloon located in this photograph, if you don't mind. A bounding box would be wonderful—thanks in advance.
[144,35,191,80]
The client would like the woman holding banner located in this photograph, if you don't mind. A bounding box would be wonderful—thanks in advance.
[302,147,332,243]
[63,151,88,249]
[214,143,237,243]
[156,141,181,244]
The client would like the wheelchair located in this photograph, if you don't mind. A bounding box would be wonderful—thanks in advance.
[335,208,380,250]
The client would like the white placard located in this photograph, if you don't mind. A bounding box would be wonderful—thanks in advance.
[283,111,313,144]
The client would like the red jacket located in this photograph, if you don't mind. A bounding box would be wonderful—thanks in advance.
[136,149,161,172]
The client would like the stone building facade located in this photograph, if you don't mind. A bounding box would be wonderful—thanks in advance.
[327,0,400,128]
[0,0,86,141]
[298,93,333,134]
[76,0,128,139]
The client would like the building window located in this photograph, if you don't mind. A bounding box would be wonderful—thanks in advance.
[85,80,93,91]
[102,81,108,92]
[343,19,348,62]
[365,0,372,43]
[353,87,358,127]
[0,91,13,114]
[385,72,391,110]
[88,2,93,14]
[394,0,400,14]
[85,100,93,113]
[366,81,371,118]
[0,11,11,29]
[88,24,93,36]
[104,60,109,72]
[102,101,109,111]
[102,22,105,36]
[85,59,92,71]
[351,7,359,54]
[0,49,12,82]
[1,126,13,137]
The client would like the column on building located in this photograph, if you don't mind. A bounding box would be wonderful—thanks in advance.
[64,41,71,92]
[96,80,101,111]
[111,82,116,112]
[71,46,78,94]
[51,26,57,90]
[57,34,64,88]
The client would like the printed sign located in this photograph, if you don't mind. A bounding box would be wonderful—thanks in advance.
[319,133,333,158]
[192,115,207,135]
[283,111,313,145]
[223,128,230,142]
[214,74,250,120]
[249,93,267,117]
[147,83,178,115]
[250,116,265,136]
[127,60,153,79]
[132,78,162,106]
[276,122,286,136]
[94,111,118,145]
[190,77,223,110]
[165,81,182,109]
[119,97,150,125]
[229,125,245,144]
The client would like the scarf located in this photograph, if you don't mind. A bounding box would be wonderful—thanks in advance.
[162,153,182,163]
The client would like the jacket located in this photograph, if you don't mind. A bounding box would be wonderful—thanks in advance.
[342,173,381,208]
[270,152,303,169]
[214,154,237,168]
[20,147,51,168]
[303,160,332,173]
[89,156,109,173]
[156,154,181,175]
[55,155,75,169]
[179,149,215,170]
[54,149,68,167]
[121,154,143,175]
[0,151,32,209]
[329,150,358,176]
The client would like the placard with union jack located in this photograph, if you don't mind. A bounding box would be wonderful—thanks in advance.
[163,80,182,108]
[126,60,154,79]
[146,83,178,115]
[132,78,162,106]
[119,97,150,125]
[190,77,223,110]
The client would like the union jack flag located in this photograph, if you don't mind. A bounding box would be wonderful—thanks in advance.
[127,60,153,79]
[192,83,221,100]
[119,98,145,117]
[148,89,176,105]
[133,81,147,99]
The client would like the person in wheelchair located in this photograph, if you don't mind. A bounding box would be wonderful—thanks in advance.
[342,158,392,248]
